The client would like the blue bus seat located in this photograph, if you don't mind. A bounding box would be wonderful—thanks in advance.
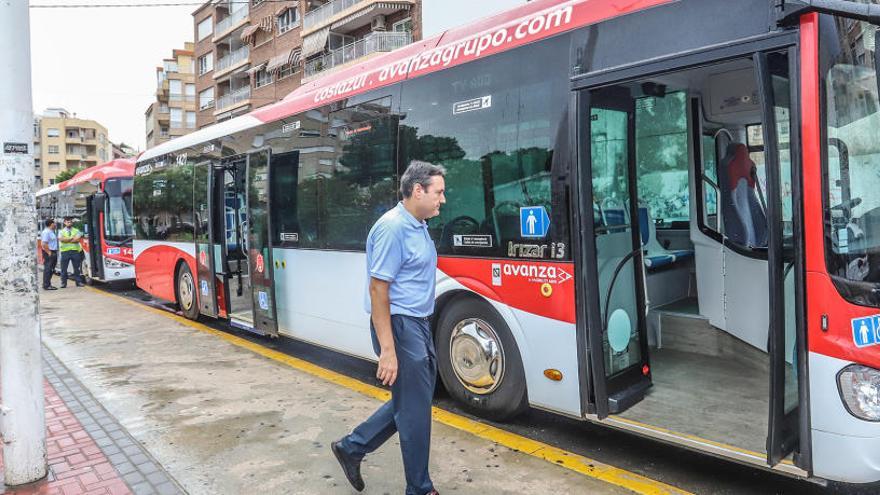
[638,207,694,270]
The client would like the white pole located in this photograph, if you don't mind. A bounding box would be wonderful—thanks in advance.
[0,0,48,486]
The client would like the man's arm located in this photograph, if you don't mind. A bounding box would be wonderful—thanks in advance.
[370,277,397,386]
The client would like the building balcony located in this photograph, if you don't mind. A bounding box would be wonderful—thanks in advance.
[305,31,411,78]
[215,86,251,113]
[214,46,250,77]
[303,0,414,34]
[214,7,249,41]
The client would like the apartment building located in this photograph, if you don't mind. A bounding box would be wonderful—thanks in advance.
[145,43,198,149]
[34,108,111,187]
[193,0,421,129]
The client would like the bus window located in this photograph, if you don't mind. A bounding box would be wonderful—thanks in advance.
[399,35,570,259]
[700,134,720,232]
[635,91,690,229]
[104,178,134,242]
[823,17,880,306]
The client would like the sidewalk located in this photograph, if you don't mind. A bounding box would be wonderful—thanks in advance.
[0,351,182,495]
[37,287,631,495]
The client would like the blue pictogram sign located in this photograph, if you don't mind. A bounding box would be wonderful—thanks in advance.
[258,291,269,310]
[851,314,880,348]
[200,279,209,296]
[520,206,550,238]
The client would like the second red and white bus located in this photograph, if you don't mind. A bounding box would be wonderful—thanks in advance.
[132,0,880,485]
[37,158,136,283]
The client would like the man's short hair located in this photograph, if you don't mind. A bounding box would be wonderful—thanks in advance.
[63,216,74,222]
[45,219,55,228]
[400,160,446,198]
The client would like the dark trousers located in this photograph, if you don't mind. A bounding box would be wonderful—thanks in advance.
[42,251,57,288]
[340,314,437,495]
[59,251,84,286]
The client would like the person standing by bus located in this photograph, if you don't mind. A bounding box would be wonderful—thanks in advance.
[40,219,59,290]
[331,161,446,495]
[58,216,85,287]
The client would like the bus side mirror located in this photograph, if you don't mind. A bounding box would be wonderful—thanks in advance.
[93,192,107,213]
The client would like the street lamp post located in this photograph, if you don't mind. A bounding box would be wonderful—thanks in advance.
[0,0,48,486]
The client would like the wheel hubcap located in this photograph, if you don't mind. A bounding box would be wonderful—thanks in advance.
[179,272,194,310]
[449,318,504,395]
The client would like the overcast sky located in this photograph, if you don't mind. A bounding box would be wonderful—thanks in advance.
[29,0,527,152]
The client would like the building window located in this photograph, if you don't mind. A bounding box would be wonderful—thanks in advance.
[48,145,59,154]
[160,103,170,113]
[33,121,40,137]
[392,17,412,33]
[169,79,182,96]
[160,127,169,138]
[277,62,299,80]
[252,0,265,6]
[277,8,300,34]
[49,162,60,170]
[199,87,214,110]
[170,108,183,128]
[254,67,273,88]
[99,133,105,144]
[47,128,60,138]
[198,53,214,75]
[186,83,196,101]
[186,111,196,128]
[198,17,213,41]
[163,60,179,73]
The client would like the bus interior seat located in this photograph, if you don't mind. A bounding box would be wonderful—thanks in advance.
[638,206,694,270]
[719,143,768,248]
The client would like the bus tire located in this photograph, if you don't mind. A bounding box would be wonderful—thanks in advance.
[435,297,528,421]
[175,263,200,321]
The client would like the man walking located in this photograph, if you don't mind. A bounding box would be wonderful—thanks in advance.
[58,216,85,287]
[332,161,446,495]
[40,219,59,290]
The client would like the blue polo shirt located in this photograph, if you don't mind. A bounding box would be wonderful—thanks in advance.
[364,202,437,318]
[41,228,58,251]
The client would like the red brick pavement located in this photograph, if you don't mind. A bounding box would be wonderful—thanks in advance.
[0,382,131,495]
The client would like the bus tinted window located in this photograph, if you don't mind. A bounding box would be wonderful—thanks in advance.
[399,36,570,259]
[322,98,399,251]
[133,162,195,242]
[636,91,689,228]
[104,178,134,241]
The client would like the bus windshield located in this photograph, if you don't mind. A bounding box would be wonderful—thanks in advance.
[824,15,880,305]
[104,178,134,243]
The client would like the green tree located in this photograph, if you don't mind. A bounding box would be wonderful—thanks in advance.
[54,166,84,183]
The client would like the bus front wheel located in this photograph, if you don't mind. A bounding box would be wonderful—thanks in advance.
[435,297,528,421]
[175,263,200,321]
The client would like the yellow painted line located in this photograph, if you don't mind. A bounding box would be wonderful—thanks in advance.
[90,287,692,495]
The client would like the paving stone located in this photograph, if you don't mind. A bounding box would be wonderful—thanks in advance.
[107,452,128,465]
[156,481,180,495]
[122,471,145,486]
[146,471,168,485]
[131,482,154,495]
[128,453,149,466]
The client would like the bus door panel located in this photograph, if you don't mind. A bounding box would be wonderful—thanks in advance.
[214,159,252,327]
[755,49,806,468]
[195,161,218,318]
[245,150,278,337]
[86,194,105,280]
[577,86,652,419]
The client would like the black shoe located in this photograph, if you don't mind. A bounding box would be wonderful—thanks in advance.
[331,440,364,492]
[76,283,85,287]
[59,284,67,288]
[43,286,58,291]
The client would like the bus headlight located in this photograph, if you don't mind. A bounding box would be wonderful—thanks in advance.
[838,364,880,421]
[104,258,128,269]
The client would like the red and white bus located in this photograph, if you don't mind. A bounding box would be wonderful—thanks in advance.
[132,0,880,484]
[37,158,136,283]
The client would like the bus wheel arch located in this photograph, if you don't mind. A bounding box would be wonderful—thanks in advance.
[174,260,199,321]
[434,292,529,421]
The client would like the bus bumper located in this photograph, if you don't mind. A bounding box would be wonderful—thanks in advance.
[101,263,134,282]
[810,352,880,484]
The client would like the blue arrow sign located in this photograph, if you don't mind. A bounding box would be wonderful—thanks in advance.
[520,206,550,238]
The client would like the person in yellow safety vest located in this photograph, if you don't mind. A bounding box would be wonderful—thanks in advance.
[58,216,85,287]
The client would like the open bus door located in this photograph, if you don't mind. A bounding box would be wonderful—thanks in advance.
[194,160,219,319]
[210,152,278,336]
[577,86,652,418]
[244,149,279,337]
[85,193,106,281]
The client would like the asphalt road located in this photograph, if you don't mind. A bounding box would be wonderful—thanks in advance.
[98,281,877,495]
